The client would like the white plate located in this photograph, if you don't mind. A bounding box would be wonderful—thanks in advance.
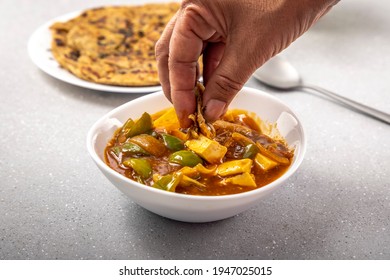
[27,10,162,93]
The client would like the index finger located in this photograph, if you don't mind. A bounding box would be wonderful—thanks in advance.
[155,13,177,103]
[169,5,216,127]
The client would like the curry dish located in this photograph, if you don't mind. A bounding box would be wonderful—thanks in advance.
[105,84,294,196]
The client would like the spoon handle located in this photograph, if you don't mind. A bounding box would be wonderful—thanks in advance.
[301,84,390,124]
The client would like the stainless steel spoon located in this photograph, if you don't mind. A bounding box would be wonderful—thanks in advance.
[253,56,390,124]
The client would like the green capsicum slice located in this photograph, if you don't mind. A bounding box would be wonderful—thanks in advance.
[169,150,203,167]
[161,134,184,151]
[243,143,260,159]
[123,158,152,179]
[153,173,182,192]
[126,112,153,138]
[121,142,149,156]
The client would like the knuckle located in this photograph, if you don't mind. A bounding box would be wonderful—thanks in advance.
[181,0,195,10]
[169,59,197,69]
[180,2,203,27]
[214,74,244,99]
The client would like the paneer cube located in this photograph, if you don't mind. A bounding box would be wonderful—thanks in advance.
[254,153,278,171]
[153,108,180,131]
[222,172,257,188]
[185,135,227,164]
[216,158,253,177]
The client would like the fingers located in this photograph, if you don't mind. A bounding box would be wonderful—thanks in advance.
[155,13,177,102]
[202,43,256,122]
[168,5,217,127]
[157,0,338,126]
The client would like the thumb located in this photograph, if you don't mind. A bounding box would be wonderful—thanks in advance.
[202,43,258,122]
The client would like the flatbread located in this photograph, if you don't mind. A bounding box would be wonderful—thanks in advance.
[50,3,179,86]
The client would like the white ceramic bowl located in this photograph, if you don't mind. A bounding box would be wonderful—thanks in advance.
[87,87,306,222]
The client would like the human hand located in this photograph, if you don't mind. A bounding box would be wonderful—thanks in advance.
[156,0,338,127]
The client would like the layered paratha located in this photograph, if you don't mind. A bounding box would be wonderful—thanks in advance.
[50,3,179,86]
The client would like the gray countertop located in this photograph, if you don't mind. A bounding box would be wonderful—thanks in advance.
[1,0,389,260]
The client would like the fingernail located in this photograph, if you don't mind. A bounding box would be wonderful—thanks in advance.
[204,99,226,122]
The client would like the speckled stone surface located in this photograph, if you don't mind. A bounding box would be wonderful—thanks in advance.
[0,0,389,260]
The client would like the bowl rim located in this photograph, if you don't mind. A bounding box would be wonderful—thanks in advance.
[86,87,306,201]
